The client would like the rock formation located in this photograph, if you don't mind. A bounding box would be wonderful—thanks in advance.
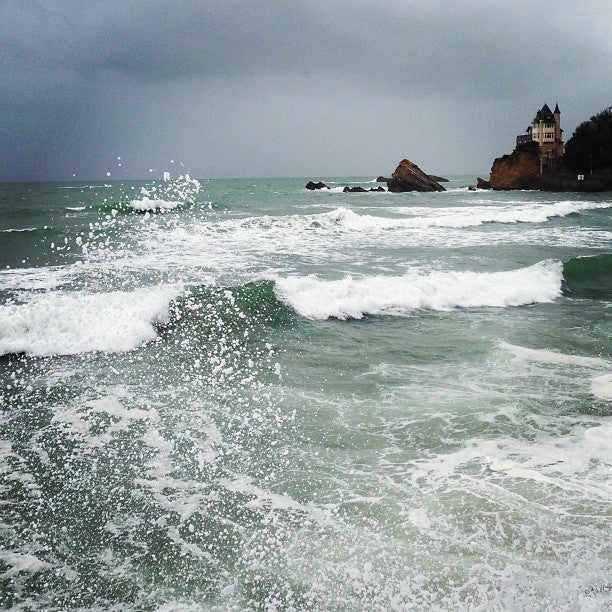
[305,181,387,192]
[386,160,446,192]
[487,141,540,190]
[343,186,386,193]
[305,181,329,190]
[306,160,446,194]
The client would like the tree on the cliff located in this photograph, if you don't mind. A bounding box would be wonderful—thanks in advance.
[563,106,612,171]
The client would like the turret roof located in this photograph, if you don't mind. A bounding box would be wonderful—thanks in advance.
[534,103,555,123]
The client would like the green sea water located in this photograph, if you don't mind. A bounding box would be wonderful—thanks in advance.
[0,176,611,610]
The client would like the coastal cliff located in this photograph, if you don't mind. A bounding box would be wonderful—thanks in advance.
[480,106,612,192]
[487,141,540,190]
[480,139,612,192]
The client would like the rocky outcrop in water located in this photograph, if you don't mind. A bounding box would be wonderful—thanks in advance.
[305,181,329,190]
[387,160,446,192]
[343,186,386,193]
[305,181,386,192]
[306,160,446,193]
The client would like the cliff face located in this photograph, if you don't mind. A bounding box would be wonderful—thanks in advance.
[484,140,612,191]
[387,159,446,192]
[489,141,540,190]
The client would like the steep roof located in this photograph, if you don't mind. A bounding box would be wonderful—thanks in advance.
[554,103,560,113]
[533,103,555,123]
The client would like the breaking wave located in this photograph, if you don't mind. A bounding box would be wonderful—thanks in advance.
[274,261,562,320]
[0,286,180,356]
[3,252,605,356]
[318,200,611,230]
[130,198,182,212]
[0,281,293,358]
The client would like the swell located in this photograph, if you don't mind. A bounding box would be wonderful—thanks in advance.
[2,254,606,358]
[231,201,612,234]
[158,280,295,338]
[0,281,294,358]
[562,254,612,300]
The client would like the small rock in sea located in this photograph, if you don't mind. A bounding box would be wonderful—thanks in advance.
[341,186,387,193]
[305,181,329,190]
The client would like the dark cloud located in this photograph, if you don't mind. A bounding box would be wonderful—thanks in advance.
[1,1,611,179]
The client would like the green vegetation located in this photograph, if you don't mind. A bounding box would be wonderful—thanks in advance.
[563,106,612,171]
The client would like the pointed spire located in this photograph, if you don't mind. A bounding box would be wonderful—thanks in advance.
[534,103,555,123]
[554,103,560,114]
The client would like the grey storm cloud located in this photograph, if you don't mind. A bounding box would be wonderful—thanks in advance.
[1,1,611,179]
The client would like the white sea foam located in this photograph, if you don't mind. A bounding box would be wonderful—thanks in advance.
[0,265,73,293]
[412,422,612,499]
[274,261,562,320]
[222,476,309,511]
[319,200,611,230]
[2,227,39,233]
[591,374,612,400]
[67,199,608,286]
[65,206,86,212]
[0,552,52,579]
[130,198,182,212]
[59,185,108,189]
[499,342,610,369]
[0,286,180,356]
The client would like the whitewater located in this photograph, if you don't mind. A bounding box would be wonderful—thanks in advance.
[0,176,610,610]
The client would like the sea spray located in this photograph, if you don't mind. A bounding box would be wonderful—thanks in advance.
[0,279,292,609]
[1,177,610,609]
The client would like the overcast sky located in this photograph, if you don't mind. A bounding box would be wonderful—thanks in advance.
[1,1,611,180]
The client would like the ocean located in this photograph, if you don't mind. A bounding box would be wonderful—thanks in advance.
[1,176,610,610]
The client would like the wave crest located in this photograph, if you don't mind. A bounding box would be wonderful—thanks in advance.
[319,201,611,231]
[0,286,180,357]
[274,261,563,320]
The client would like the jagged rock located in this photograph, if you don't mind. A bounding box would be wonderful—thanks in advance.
[376,176,393,182]
[489,141,540,190]
[305,181,329,190]
[476,177,491,189]
[429,175,449,182]
[387,160,446,192]
[342,186,386,193]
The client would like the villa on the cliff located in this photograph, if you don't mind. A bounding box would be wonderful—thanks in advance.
[516,103,564,172]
